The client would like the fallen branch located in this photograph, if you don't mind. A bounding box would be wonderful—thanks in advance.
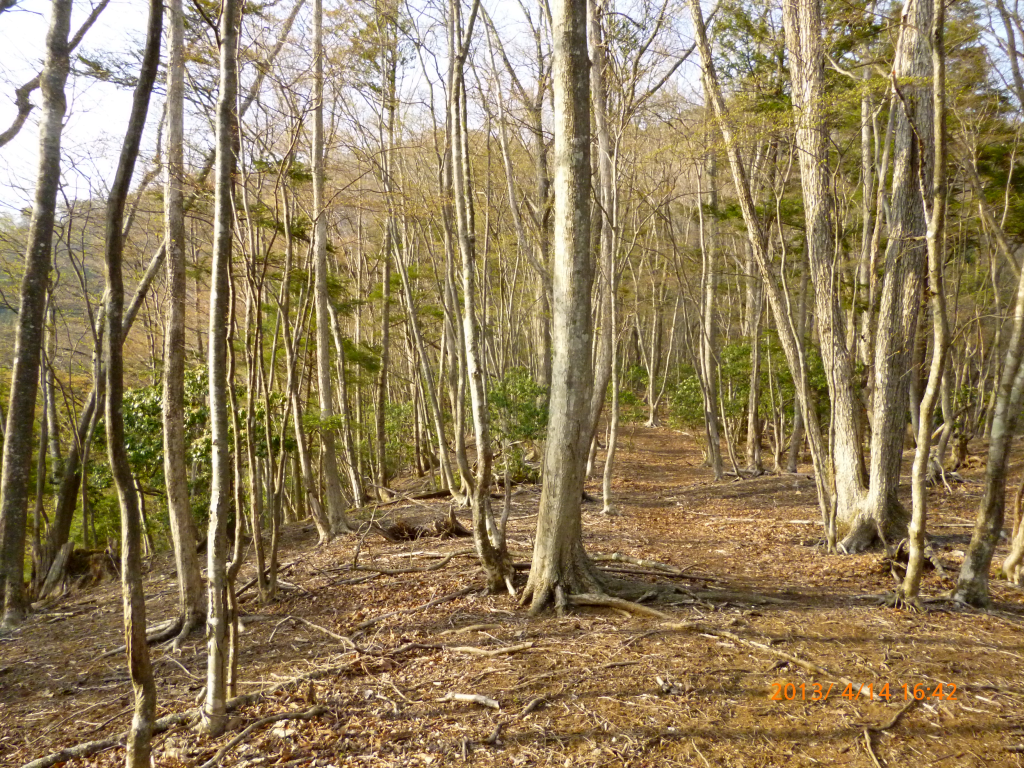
[520,697,547,717]
[448,641,534,657]
[237,562,295,598]
[867,697,920,733]
[592,552,690,574]
[96,617,182,659]
[662,622,861,691]
[198,705,327,768]
[439,623,502,635]
[353,550,465,575]
[439,692,500,710]
[863,729,884,768]
[293,618,357,649]
[21,711,196,768]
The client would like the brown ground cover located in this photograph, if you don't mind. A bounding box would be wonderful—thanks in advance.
[2,424,1024,767]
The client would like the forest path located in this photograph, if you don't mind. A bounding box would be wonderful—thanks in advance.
[3,424,1024,767]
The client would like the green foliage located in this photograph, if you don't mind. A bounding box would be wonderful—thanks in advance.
[384,401,415,478]
[489,367,548,444]
[669,334,830,431]
[489,368,548,483]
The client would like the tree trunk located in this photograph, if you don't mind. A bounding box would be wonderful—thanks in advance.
[202,0,240,737]
[101,0,163,761]
[312,0,351,534]
[689,0,834,535]
[842,0,933,552]
[0,0,73,629]
[902,0,947,603]
[521,0,602,614]
[781,0,863,551]
[163,0,203,643]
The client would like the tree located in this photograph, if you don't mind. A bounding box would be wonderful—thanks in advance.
[100,0,164,759]
[0,0,73,629]
[521,0,601,613]
[163,0,204,643]
[202,0,241,737]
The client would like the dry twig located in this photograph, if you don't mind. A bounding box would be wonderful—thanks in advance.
[197,706,327,768]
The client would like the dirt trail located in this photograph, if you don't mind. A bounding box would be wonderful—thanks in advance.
[2,425,1024,767]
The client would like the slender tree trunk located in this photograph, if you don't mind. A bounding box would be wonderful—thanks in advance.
[0,0,73,628]
[202,0,240,737]
[163,0,203,644]
[695,153,723,480]
[312,0,351,534]
[101,0,163,761]
[449,0,511,591]
[902,0,947,603]
[689,0,834,533]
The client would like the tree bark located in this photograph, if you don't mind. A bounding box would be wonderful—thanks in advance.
[0,0,73,629]
[521,0,602,613]
[902,0,948,603]
[163,0,204,643]
[312,0,351,534]
[101,0,163,760]
[202,0,240,737]
[842,0,933,552]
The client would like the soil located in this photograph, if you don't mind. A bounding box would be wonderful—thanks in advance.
[2,424,1024,768]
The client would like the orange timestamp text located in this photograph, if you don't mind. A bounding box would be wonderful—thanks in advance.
[769,681,957,702]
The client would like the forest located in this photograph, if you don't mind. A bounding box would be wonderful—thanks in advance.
[2,0,1024,764]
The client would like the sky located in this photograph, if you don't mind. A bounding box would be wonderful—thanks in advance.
[0,0,149,217]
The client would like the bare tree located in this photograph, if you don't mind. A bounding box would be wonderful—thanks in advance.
[521,0,602,613]
[163,0,204,644]
[202,0,241,737]
[0,0,73,629]
[100,0,163,759]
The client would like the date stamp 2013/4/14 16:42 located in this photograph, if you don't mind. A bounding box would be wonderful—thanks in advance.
[770,681,957,702]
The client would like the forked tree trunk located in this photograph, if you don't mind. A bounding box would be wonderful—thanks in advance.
[521,0,603,614]
[101,0,163,762]
[842,0,932,552]
[449,0,512,591]
[781,0,863,551]
[0,0,73,627]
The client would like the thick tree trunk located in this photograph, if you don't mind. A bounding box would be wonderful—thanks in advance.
[312,0,351,534]
[163,0,203,643]
[781,0,863,550]
[842,0,933,552]
[0,0,73,628]
[521,0,603,613]
[101,0,163,761]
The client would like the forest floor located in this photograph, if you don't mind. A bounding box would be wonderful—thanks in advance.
[3,424,1024,768]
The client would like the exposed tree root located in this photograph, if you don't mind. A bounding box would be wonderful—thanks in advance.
[197,705,327,768]
[880,587,924,613]
[568,593,671,619]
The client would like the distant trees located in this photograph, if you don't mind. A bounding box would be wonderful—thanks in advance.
[4,0,1024,640]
